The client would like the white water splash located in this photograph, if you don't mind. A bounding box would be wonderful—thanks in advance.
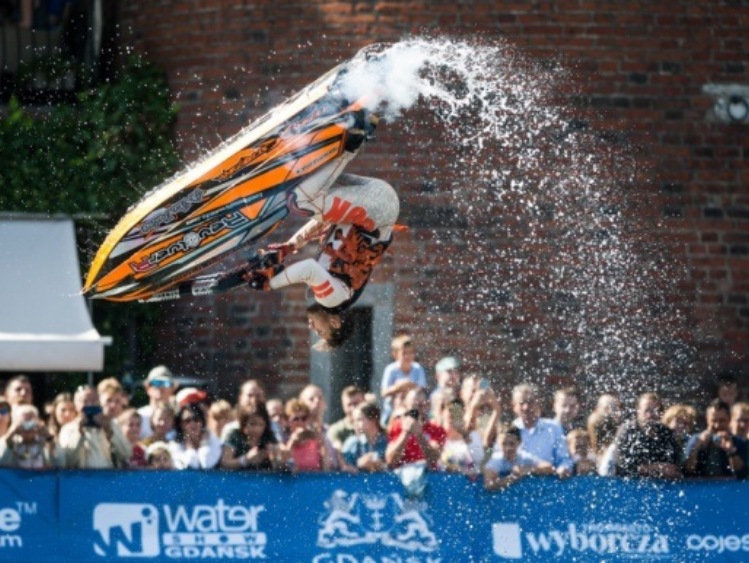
[339,38,694,399]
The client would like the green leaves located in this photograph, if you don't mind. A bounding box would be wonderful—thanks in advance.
[0,56,179,219]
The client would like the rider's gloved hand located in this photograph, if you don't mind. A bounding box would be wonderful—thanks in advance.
[265,242,295,264]
[244,271,270,291]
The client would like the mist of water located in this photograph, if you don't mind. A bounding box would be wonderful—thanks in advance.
[338,37,695,400]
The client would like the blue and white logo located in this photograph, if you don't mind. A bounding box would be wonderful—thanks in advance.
[317,490,438,553]
[93,503,160,557]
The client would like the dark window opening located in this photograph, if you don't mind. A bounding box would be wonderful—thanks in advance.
[327,307,373,422]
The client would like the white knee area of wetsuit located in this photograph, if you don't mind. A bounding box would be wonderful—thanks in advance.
[269,258,352,307]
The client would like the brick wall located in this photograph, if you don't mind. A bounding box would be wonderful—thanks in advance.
[118,1,749,403]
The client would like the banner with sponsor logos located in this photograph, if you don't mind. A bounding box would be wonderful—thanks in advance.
[1,468,748,562]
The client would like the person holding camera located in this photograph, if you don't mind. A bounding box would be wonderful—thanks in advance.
[0,404,61,469]
[57,385,132,469]
[684,399,747,479]
[386,387,446,469]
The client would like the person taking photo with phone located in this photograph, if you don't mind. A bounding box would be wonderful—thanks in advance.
[386,387,446,469]
[58,385,132,469]
[0,404,62,469]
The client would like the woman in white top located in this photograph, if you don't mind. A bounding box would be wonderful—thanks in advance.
[169,403,222,470]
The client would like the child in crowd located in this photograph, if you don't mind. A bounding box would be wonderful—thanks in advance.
[380,335,427,426]
[483,425,552,491]
[141,403,175,447]
[118,408,147,468]
[207,399,235,441]
[566,429,597,475]
[146,442,174,469]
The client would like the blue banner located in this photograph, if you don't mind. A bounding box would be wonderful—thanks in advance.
[1,469,748,562]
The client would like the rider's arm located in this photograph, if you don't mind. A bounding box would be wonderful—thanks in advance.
[287,218,325,251]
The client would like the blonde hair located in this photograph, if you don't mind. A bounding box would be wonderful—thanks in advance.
[117,408,141,426]
[662,404,697,428]
[97,377,123,396]
[391,334,413,353]
[209,399,234,421]
[284,398,310,418]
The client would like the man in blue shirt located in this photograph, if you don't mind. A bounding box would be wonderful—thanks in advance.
[511,383,574,478]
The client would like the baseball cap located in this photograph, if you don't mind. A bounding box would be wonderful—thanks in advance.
[146,365,174,387]
[435,356,461,373]
[176,387,207,408]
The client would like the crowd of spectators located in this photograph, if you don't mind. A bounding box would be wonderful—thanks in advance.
[0,335,747,492]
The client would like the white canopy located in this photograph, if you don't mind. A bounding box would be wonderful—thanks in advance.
[0,216,111,371]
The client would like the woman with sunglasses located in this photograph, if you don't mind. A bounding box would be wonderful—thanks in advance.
[282,399,332,472]
[168,403,221,470]
[220,402,279,471]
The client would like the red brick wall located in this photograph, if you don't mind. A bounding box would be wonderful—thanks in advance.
[119,1,749,401]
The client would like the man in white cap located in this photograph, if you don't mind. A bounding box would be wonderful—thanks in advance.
[138,365,178,439]
[429,356,462,418]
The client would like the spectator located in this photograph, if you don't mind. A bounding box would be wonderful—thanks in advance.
[341,402,388,472]
[327,385,366,450]
[511,383,573,478]
[46,392,76,440]
[386,387,446,469]
[684,399,747,479]
[566,429,597,476]
[146,441,174,470]
[283,399,331,472]
[118,409,147,468]
[299,384,344,469]
[662,404,697,452]
[716,372,740,409]
[207,399,235,441]
[553,387,584,435]
[429,356,462,418]
[381,380,419,431]
[0,398,10,437]
[221,379,267,441]
[221,402,279,471]
[141,403,175,447]
[731,402,749,440]
[380,335,427,424]
[587,393,623,474]
[169,403,222,470]
[439,396,482,476]
[99,378,126,420]
[613,392,682,480]
[483,425,552,491]
[0,405,61,469]
[267,398,289,443]
[4,375,33,407]
[464,382,502,454]
[138,366,178,439]
[58,385,132,469]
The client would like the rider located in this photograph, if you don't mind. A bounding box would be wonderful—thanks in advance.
[242,111,400,350]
